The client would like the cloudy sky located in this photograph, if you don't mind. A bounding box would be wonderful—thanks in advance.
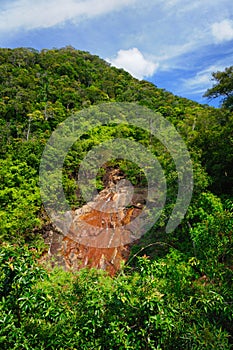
[1,0,233,106]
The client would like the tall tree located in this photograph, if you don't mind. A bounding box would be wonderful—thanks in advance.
[204,66,233,110]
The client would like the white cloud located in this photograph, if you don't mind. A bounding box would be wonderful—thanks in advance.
[181,65,225,94]
[0,0,136,32]
[107,48,158,80]
[212,19,233,43]
[163,0,200,12]
[183,73,211,94]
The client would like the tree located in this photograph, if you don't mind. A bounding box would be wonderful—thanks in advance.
[204,66,233,110]
[0,158,41,243]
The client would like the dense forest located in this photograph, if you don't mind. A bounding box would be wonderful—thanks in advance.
[0,46,232,349]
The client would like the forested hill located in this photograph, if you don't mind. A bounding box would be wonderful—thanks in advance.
[1,46,232,194]
[0,47,233,349]
[0,45,201,141]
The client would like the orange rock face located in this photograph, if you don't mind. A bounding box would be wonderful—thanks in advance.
[43,169,146,275]
[61,236,131,276]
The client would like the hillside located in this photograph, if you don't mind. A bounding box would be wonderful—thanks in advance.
[0,47,232,349]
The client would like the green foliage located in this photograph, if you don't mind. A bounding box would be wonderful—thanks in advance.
[189,192,233,269]
[0,246,232,349]
[0,158,41,243]
[1,46,232,195]
[0,244,46,347]
[0,47,233,349]
[204,66,233,110]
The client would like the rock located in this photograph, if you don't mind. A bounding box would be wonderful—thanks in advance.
[43,169,146,275]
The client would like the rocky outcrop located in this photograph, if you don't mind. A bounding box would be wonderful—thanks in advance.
[43,169,146,275]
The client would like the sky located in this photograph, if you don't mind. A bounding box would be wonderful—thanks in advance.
[1,0,233,107]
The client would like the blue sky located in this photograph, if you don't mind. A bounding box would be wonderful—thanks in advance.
[1,0,233,107]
